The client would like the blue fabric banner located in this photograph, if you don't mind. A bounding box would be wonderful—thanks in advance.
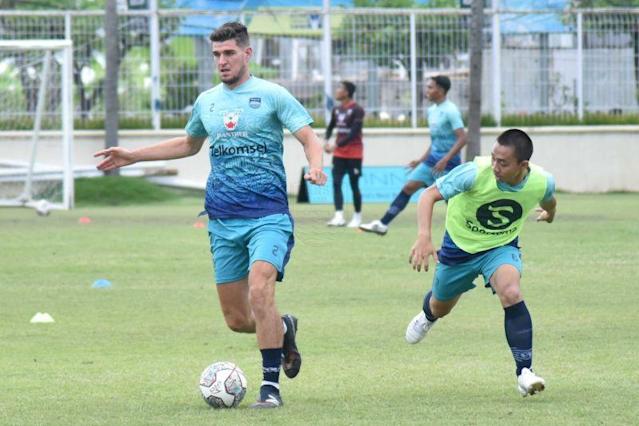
[298,166,424,204]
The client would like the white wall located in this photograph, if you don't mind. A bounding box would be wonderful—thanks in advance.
[1,126,637,194]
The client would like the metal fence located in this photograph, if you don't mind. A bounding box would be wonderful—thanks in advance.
[0,7,637,129]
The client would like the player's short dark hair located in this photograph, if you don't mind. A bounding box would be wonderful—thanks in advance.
[430,75,451,94]
[497,128,534,162]
[340,81,356,98]
[209,22,250,47]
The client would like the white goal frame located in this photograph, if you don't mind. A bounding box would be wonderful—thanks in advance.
[0,39,74,211]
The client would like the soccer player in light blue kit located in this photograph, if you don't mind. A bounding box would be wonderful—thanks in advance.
[360,76,467,235]
[94,22,327,409]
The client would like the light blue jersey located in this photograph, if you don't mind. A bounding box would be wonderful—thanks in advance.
[425,100,465,170]
[435,161,555,265]
[186,76,313,219]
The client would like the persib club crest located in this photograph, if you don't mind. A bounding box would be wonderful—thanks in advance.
[249,97,261,109]
[223,110,241,131]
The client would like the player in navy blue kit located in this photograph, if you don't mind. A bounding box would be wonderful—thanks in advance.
[324,81,366,228]
[94,22,327,409]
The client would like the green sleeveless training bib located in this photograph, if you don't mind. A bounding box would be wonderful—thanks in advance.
[446,156,547,253]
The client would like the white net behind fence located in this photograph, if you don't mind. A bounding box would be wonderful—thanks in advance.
[0,40,73,213]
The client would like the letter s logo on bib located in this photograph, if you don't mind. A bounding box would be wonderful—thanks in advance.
[475,199,523,230]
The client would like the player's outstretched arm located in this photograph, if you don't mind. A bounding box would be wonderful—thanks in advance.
[410,186,444,272]
[294,125,327,185]
[536,196,557,223]
[94,135,207,171]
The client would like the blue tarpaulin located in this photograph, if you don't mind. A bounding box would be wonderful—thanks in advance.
[176,0,246,36]
[244,0,353,6]
[176,0,353,36]
[298,166,425,204]
[176,0,573,38]
[178,0,353,12]
[499,0,571,34]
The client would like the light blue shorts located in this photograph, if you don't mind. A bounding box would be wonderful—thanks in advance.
[407,162,443,186]
[431,245,522,301]
[208,213,294,285]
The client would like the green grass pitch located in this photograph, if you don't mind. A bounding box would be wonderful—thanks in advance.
[1,193,638,425]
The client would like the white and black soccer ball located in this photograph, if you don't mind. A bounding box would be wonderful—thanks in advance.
[199,361,247,408]
[34,199,51,216]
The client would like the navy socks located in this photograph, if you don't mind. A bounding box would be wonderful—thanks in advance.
[260,348,282,397]
[504,301,533,376]
[381,190,411,225]
[422,290,438,322]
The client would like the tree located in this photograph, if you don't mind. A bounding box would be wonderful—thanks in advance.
[334,0,466,122]
[0,1,110,119]
[0,0,106,9]
[0,0,175,125]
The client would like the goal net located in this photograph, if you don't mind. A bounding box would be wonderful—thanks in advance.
[0,40,73,214]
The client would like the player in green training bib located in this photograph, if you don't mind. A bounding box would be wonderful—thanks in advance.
[406,129,557,397]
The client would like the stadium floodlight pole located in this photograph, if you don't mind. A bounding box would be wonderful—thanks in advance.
[149,0,161,130]
[491,0,501,126]
[322,0,333,124]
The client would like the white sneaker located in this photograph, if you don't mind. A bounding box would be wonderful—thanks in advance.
[405,311,435,344]
[517,367,545,397]
[346,216,361,228]
[359,219,388,235]
[327,215,346,227]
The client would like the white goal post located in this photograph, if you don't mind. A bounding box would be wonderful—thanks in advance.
[0,39,73,213]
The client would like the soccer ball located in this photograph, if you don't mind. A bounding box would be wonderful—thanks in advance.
[34,199,51,216]
[199,362,247,408]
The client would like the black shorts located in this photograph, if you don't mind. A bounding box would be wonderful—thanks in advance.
[332,157,362,177]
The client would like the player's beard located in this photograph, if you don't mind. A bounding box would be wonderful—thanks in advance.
[220,64,247,86]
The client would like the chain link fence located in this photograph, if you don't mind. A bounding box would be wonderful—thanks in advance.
[0,7,637,129]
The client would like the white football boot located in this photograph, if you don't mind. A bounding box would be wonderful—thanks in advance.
[517,367,546,397]
[346,213,362,228]
[359,219,388,235]
[405,311,435,344]
[327,212,346,227]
